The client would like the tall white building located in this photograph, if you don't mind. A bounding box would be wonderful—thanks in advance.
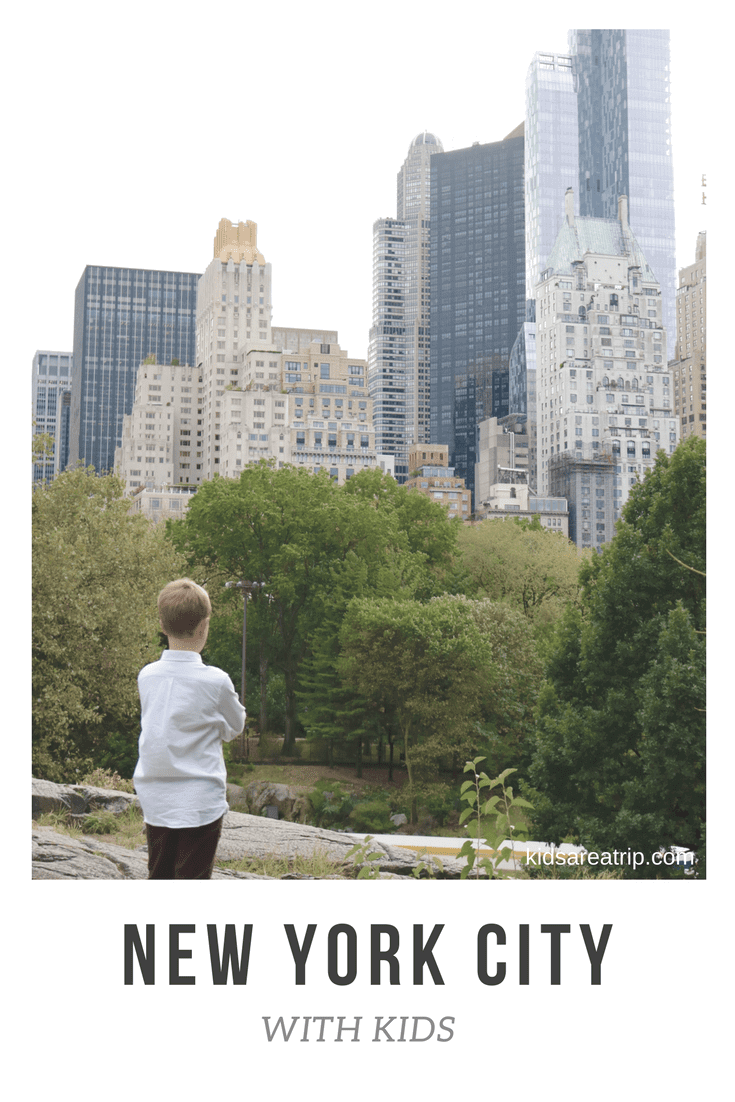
[536,189,678,550]
[115,219,382,513]
[369,133,442,481]
[195,218,277,481]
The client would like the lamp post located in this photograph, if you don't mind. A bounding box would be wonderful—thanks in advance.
[225,579,265,759]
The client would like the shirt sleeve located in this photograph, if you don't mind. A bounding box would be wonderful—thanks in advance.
[218,675,246,741]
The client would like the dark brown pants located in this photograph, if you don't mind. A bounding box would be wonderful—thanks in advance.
[145,815,224,880]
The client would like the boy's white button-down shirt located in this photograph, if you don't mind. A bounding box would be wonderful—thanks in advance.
[134,650,246,828]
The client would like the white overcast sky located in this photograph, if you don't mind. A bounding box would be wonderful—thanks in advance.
[8,1,711,370]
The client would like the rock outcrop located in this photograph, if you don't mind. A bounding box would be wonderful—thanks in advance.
[32,777,140,819]
[226,780,311,821]
[31,825,268,880]
[31,778,468,880]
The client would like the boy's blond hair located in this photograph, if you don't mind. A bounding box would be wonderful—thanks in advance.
[158,578,212,637]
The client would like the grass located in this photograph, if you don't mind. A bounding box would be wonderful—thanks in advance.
[216,849,353,879]
[36,805,147,850]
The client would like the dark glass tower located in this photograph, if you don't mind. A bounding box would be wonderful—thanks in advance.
[69,266,200,473]
[429,128,525,492]
[570,29,675,342]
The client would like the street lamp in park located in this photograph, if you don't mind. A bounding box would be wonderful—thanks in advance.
[225,579,266,759]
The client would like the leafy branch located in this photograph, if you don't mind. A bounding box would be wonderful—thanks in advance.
[458,759,533,879]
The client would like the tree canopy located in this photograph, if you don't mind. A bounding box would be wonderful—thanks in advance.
[457,516,589,622]
[337,593,544,818]
[32,467,183,780]
[528,437,706,875]
[167,462,459,753]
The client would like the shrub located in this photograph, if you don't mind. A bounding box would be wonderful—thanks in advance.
[349,798,395,834]
[80,768,135,793]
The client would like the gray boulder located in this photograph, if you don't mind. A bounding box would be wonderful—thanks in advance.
[227,780,311,822]
[32,777,140,819]
[218,811,466,876]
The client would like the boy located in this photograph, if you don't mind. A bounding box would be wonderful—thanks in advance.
[133,578,245,879]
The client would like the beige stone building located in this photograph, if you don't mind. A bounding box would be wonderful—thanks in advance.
[280,339,379,481]
[404,444,471,519]
[115,219,383,508]
[671,232,706,441]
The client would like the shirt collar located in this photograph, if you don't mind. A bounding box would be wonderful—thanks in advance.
[159,650,204,663]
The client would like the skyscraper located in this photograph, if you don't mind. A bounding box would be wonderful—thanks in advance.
[671,232,706,441]
[115,218,380,500]
[369,132,442,481]
[69,266,200,473]
[32,350,73,484]
[536,189,678,550]
[570,29,676,342]
[429,127,526,493]
[499,51,579,492]
[368,217,409,478]
[396,132,442,455]
[524,51,579,307]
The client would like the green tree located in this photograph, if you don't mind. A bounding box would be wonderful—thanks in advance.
[297,552,377,772]
[457,516,589,622]
[453,596,545,778]
[339,596,497,821]
[528,437,706,876]
[32,466,184,781]
[167,463,458,755]
[32,420,55,482]
[343,468,460,597]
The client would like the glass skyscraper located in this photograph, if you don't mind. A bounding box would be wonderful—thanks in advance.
[429,128,525,492]
[69,266,200,473]
[570,29,676,341]
[524,51,579,305]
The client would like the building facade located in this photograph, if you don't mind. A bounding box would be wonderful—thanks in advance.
[516,49,579,476]
[397,133,442,456]
[473,480,569,536]
[369,133,443,482]
[474,414,531,510]
[32,350,73,484]
[524,51,579,308]
[508,321,538,488]
[671,232,706,442]
[429,127,526,494]
[115,220,381,499]
[115,339,379,495]
[536,189,678,550]
[68,266,200,474]
[405,444,471,520]
[368,217,409,478]
[569,29,676,343]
